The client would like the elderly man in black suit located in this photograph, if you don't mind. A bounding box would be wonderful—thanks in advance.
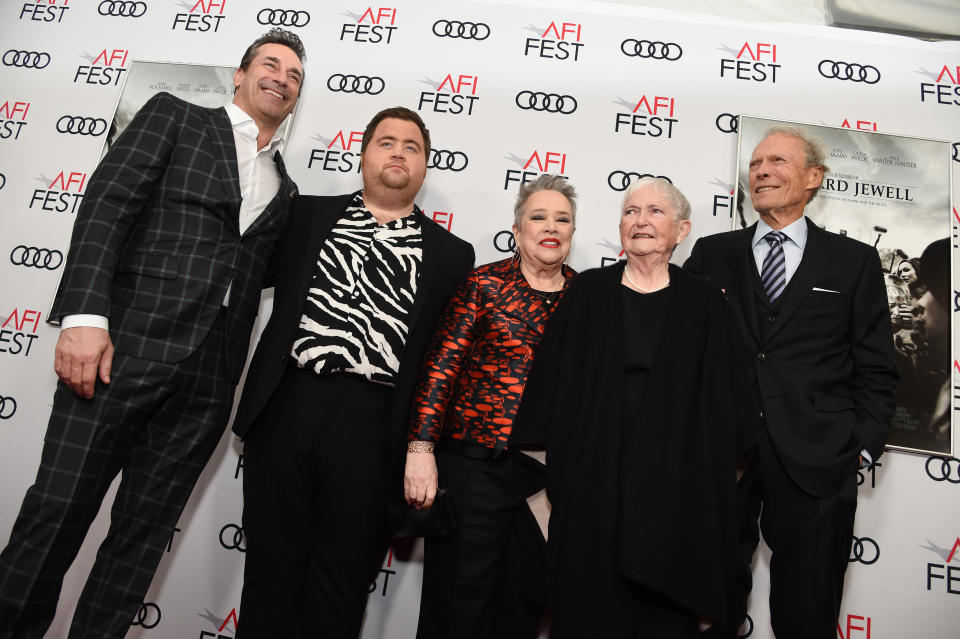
[0,29,305,639]
[685,127,898,639]
[233,106,474,639]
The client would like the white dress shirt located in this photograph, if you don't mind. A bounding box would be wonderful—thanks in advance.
[61,102,285,331]
[751,216,808,283]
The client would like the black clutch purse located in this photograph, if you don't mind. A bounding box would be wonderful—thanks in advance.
[388,488,459,539]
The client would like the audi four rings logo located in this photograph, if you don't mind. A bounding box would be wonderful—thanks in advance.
[2,50,51,69]
[515,91,577,114]
[925,455,960,483]
[327,74,384,95]
[818,60,881,84]
[493,230,516,253]
[98,0,147,17]
[257,8,310,27]
[0,395,16,420]
[219,523,246,552]
[849,536,880,564]
[607,171,672,191]
[432,19,490,40]
[620,39,683,61]
[716,113,739,134]
[56,116,108,136]
[738,614,754,638]
[952,142,959,163]
[131,602,161,629]
[10,246,64,270]
[428,149,468,171]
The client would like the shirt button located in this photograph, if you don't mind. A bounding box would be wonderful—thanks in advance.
[767,315,776,323]
[759,410,765,419]
[757,353,766,361]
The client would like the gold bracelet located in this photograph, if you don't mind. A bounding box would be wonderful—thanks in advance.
[407,440,436,453]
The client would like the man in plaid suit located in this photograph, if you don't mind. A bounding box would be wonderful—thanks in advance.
[0,29,305,639]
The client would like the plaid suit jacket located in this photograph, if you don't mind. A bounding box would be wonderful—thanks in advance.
[51,92,296,382]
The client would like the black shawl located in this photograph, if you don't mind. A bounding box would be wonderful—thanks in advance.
[513,262,750,634]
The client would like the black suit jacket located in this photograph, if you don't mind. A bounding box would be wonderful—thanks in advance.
[51,92,296,382]
[685,218,898,497]
[232,193,475,468]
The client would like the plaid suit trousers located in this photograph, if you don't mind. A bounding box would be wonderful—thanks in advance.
[0,312,234,639]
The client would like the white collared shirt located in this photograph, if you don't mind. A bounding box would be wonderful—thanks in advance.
[751,216,808,286]
[62,102,286,330]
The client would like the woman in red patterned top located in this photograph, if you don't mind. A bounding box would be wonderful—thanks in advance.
[404,174,577,639]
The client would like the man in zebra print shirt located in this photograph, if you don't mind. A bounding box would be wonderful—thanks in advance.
[232,107,475,638]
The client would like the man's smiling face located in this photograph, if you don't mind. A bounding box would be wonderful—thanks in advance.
[748,132,822,222]
[232,42,303,130]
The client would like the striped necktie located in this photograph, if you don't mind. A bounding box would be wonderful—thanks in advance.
[760,231,787,301]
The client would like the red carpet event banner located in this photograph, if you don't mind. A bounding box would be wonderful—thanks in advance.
[1,1,959,637]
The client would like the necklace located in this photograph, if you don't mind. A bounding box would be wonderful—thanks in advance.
[623,266,669,293]
[533,289,560,304]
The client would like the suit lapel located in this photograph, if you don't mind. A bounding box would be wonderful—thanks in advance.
[406,211,438,332]
[206,107,242,230]
[244,150,297,236]
[760,218,835,345]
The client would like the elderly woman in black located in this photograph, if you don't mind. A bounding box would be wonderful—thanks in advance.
[513,177,746,638]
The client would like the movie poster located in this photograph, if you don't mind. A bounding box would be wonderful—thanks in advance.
[736,116,953,455]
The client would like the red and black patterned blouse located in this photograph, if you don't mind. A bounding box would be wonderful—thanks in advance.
[408,257,575,451]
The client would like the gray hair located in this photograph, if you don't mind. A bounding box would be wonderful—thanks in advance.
[761,126,829,199]
[620,176,691,222]
[514,174,577,228]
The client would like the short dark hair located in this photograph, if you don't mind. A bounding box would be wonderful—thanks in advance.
[361,107,431,159]
[238,28,306,71]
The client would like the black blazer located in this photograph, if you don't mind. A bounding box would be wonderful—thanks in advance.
[51,92,296,381]
[684,218,898,497]
[232,193,475,466]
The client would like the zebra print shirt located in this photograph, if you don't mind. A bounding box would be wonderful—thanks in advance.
[292,192,423,386]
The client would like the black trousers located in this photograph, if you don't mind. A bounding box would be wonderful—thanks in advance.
[724,427,857,639]
[237,368,393,639]
[416,449,547,639]
[0,312,233,639]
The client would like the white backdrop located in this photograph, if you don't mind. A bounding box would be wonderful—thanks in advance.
[1,1,959,638]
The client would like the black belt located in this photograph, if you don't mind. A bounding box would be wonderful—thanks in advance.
[439,437,508,461]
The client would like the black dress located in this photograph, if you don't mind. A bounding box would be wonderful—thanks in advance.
[512,263,751,639]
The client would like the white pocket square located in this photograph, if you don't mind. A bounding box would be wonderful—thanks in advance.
[812,286,842,293]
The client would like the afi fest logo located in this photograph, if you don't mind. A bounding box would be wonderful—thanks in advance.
[74,48,129,86]
[502,150,569,190]
[1,308,43,357]
[523,20,584,62]
[919,64,960,106]
[837,613,873,639]
[613,95,677,139]
[708,178,737,222]
[418,74,479,116]
[30,170,87,213]
[0,100,30,141]
[172,0,227,32]
[840,118,878,132]
[369,547,397,596]
[198,607,238,639]
[719,41,781,83]
[19,0,70,23]
[340,7,398,44]
[921,536,960,594]
[308,129,363,174]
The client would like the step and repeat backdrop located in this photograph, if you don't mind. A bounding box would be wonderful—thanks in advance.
[1,1,959,637]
